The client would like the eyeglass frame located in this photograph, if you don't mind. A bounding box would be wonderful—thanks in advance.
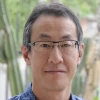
[27,40,80,51]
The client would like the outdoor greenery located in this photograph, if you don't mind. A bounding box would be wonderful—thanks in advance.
[0,0,100,99]
[7,0,39,47]
[62,0,98,17]
[0,0,24,96]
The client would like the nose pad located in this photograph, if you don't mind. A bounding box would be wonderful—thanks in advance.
[48,46,63,64]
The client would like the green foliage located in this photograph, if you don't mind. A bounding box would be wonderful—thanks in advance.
[78,38,91,72]
[94,96,99,100]
[0,0,24,96]
[72,38,91,96]
[62,0,99,17]
[4,33,24,95]
[7,0,39,47]
[0,32,7,63]
[72,72,84,96]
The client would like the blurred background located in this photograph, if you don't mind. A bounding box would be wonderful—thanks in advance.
[0,0,100,100]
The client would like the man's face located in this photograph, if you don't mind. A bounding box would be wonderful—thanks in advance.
[22,15,84,91]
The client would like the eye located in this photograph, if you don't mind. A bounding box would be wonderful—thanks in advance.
[40,43,51,48]
[61,43,71,47]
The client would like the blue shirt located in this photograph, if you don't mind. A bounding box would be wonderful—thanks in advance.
[9,83,83,100]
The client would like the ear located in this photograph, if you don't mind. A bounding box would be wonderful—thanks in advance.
[21,45,31,66]
[77,43,84,65]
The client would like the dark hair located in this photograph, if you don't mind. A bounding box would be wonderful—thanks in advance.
[23,3,83,51]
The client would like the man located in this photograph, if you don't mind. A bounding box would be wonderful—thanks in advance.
[10,2,84,100]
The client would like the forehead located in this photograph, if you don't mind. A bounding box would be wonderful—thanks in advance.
[31,15,77,41]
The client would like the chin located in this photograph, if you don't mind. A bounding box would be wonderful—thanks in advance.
[44,80,71,90]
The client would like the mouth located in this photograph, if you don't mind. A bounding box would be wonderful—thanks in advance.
[45,70,66,74]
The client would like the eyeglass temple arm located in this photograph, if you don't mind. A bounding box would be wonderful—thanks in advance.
[28,42,35,46]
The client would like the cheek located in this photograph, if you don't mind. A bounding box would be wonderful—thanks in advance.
[30,51,49,72]
[64,52,78,72]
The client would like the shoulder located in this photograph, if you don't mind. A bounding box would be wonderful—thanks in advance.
[9,93,26,100]
[9,83,36,100]
[71,94,84,100]
[9,94,23,100]
[9,93,35,100]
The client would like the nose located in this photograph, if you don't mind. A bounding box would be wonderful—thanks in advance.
[48,45,63,64]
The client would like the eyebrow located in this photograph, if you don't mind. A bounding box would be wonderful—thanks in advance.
[60,34,72,40]
[38,33,72,40]
[38,33,51,39]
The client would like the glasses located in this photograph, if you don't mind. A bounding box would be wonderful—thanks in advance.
[28,40,79,51]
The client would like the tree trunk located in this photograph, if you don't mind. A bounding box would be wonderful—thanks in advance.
[83,41,100,100]
[83,1,100,99]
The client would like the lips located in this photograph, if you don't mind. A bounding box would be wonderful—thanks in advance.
[44,65,67,74]
[45,70,66,73]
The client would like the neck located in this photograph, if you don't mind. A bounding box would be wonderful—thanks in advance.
[32,82,71,100]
